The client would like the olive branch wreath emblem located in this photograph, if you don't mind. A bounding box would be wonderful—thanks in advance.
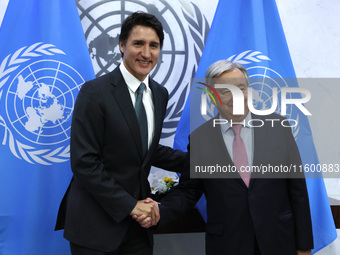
[228,50,300,139]
[162,2,210,138]
[201,50,300,140]
[0,42,71,165]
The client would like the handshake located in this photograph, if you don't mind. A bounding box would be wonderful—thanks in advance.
[129,197,160,228]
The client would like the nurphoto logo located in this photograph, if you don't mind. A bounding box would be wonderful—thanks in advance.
[198,82,311,128]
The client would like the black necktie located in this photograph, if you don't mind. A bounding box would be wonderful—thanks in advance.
[135,82,148,156]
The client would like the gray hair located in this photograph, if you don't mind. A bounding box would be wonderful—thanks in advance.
[205,60,249,87]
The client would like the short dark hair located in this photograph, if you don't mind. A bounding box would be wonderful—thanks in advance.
[119,12,164,52]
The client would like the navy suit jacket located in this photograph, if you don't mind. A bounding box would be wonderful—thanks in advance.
[55,66,186,252]
[159,113,313,255]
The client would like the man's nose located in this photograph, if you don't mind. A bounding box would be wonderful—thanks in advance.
[141,46,151,58]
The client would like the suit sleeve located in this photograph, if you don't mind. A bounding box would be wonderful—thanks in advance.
[70,81,137,223]
[158,144,204,227]
[285,123,314,250]
[152,145,187,173]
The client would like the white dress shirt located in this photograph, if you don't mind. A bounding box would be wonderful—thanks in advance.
[119,63,155,149]
[220,112,254,167]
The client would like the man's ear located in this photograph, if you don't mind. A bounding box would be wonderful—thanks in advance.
[119,41,125,54]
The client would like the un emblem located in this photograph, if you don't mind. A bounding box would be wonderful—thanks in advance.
[0,43,85,165]
[77,0,210,138]
[201,50,300,138]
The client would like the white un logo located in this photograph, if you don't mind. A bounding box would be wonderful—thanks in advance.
[0,43,85,165]
[6,60,82,145]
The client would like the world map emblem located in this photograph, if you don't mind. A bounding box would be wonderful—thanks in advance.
[230,51,300,137]
[77,0,210,138]
[0,43,85,165]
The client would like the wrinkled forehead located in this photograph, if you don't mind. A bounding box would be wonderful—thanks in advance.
[206,77,248,87]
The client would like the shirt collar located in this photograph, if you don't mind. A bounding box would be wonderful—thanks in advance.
[220,111,252,134]
[119,62,150,93]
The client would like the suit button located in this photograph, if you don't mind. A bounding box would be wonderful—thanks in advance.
[249,219,253,225]
[133,192,139,198]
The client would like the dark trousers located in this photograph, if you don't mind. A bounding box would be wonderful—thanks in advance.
[254,237,261,255]
[70,220,152,255]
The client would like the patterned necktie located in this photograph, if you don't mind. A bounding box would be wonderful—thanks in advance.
[231,124,250,187]
[135,82,148,157]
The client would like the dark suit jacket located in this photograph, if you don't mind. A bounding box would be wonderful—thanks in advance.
[159,113,313,255]
[55,66,186,252]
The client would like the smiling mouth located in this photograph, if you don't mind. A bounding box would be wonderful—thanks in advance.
[138,60,151,65]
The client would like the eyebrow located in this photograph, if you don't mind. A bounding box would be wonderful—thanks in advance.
[150,41,160,46]
[132,39,160,46]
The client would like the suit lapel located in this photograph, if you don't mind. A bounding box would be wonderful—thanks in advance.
[143,79,163,163]
[110,68,144,158]
[149,80,162,142]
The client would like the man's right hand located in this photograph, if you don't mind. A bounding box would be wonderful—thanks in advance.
[131,197,160,228]
[130,198,159,227]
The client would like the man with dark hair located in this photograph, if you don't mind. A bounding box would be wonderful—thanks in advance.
[119,12,165,52]
[55,12,185,255]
